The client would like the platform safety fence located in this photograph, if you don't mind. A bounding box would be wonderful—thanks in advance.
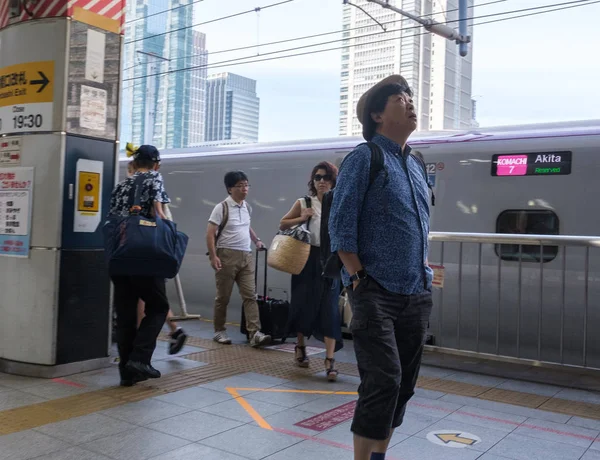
[426,232,600,371]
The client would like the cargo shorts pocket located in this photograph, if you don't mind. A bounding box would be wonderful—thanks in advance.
[349,295,370,335]
[349,316,368,335]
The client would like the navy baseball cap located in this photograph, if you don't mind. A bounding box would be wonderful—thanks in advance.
[135,145,161,162]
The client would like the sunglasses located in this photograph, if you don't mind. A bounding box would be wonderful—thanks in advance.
[314,174,332,182]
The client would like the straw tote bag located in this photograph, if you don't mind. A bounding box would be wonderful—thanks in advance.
[267,196,312,275]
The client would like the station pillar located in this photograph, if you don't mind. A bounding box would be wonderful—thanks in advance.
[0,1,126,377]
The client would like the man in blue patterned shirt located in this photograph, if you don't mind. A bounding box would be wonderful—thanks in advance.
[329,75,433,460]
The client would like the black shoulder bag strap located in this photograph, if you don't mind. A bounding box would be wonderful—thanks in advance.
[366,141,387,188]
[409,153,436,206]
[129,173,147,215]
[304,195,312,228]
[215,201,229,244]
[206,201,229,256]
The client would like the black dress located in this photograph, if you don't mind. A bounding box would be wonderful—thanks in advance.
[287,245,344,352]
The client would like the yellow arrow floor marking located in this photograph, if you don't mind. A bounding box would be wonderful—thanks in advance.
[435,433,477,445]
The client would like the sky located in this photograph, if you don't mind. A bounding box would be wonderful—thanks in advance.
[193,0,600,142]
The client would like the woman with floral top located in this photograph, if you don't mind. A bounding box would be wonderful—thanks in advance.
[108,144,172,386]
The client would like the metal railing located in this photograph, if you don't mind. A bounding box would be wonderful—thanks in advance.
[426,232,600,371]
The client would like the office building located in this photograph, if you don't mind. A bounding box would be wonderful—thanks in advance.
[339,0,474,135]
[205,72,260,143]
[120,0,208,149]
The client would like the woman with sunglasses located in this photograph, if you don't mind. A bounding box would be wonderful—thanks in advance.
[279,161,344,381]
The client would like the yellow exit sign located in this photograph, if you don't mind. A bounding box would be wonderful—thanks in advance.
[0,61,54,108]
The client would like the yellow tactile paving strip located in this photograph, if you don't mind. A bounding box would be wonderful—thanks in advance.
[1,332,600,436]
[0,385,165,435]
[540,398,600,419]
[478,388,551,409]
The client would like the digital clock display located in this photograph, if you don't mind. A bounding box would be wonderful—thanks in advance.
[13,114,43,130]
[491,152,572,176]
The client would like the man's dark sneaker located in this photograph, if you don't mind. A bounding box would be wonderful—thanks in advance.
[125,360,161,379]
[120,373,148,387]
[168,328,188,355]
[119,366,149,387]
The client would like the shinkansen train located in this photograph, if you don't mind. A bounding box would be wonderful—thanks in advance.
[119,120,600,368]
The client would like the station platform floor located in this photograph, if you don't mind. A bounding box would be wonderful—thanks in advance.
[2,319,600,460]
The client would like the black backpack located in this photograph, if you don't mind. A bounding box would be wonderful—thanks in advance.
[320,142,434,280]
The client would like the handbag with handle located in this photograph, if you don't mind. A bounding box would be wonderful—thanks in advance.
[103,173,189,279]
[267,196,312,275]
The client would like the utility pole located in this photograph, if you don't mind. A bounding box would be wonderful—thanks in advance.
[134,50,199,322]
[136,50,170,144]
[350,0,471,57]
[458,0,469,57]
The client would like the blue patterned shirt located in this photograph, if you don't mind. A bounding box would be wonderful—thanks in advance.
[328,133,433,295]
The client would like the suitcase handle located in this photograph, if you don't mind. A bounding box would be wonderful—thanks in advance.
[254,247,268,299]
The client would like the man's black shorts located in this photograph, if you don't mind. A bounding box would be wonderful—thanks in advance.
[348,276,433,441]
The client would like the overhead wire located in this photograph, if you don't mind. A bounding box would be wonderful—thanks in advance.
[125,0,296,45]
[122,0,507,73]
[123,0,598,85]
[187,0,600,73]
[126,0,206,24]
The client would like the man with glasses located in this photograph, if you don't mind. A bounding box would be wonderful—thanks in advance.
[206,171,271,347]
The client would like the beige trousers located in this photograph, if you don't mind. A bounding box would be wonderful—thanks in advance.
[214,248,261,335]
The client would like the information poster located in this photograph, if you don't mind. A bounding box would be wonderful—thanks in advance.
[0,137,21,166]
[0,167,34,258]
[80,85,107,131]
[85,29,106,84]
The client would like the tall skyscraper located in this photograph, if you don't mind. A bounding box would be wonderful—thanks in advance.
[120,0,207,149]
[339,0,474,136]
[205,72,260,143]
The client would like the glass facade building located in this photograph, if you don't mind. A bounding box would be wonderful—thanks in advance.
[204,73,260,143]
[120,0,207,149]
[339,0,474,135]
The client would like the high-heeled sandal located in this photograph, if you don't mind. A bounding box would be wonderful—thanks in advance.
[295,345,309,368]
[325,357,338,382]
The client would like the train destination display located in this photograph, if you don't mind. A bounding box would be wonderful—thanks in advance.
[491,151,572,176]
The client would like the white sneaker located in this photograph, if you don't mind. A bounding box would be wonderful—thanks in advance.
[250,331,271,348]
[214,331,232,345]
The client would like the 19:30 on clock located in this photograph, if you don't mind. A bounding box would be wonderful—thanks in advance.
[13,114,43,129]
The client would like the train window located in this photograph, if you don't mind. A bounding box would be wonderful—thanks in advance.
[495,210,559,263]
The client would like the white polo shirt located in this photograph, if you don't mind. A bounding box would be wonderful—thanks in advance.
[208,196,252,252]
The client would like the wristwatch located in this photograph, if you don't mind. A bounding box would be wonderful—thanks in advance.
[349,269,367,283]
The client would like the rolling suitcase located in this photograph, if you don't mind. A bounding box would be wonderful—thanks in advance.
[241,248,290,343]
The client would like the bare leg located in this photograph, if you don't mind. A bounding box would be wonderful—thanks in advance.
[324,336,336,358]
[295,333,309,367]
[324,336,338,381]
[353,433,393,460]
[136,299,145,329]
[166,310,188,355]
[166,310,178,334]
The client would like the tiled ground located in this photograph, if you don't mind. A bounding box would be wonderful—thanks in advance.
[2,319,600,459]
